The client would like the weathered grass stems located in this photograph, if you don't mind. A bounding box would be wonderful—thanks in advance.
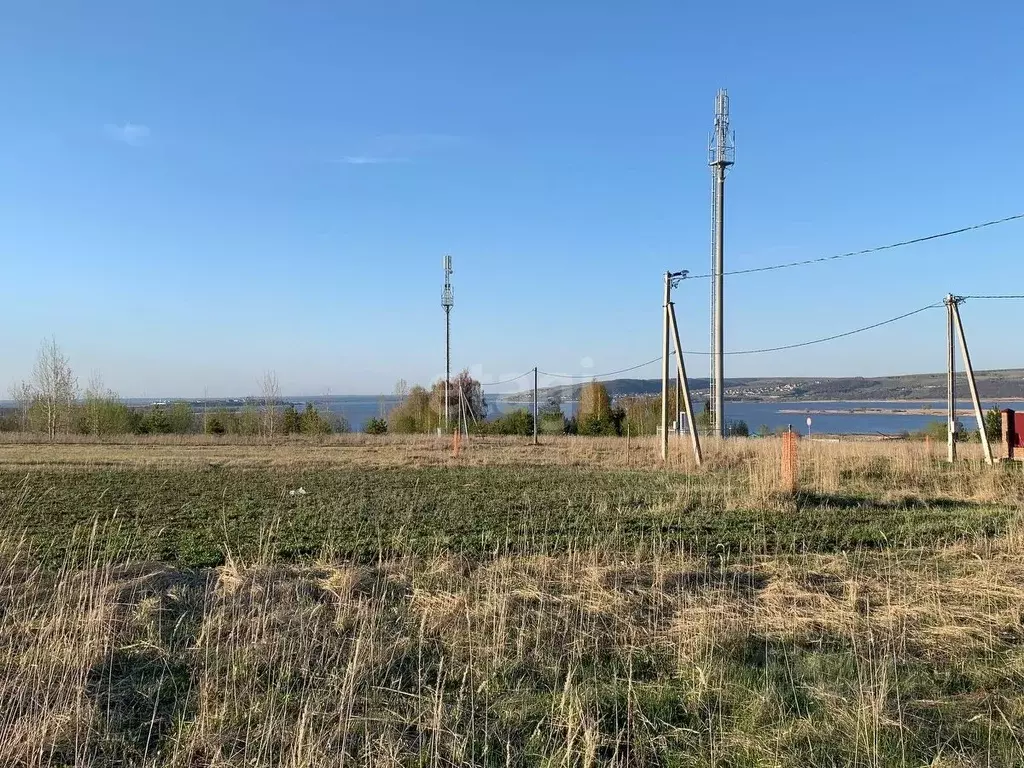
[0,437,1020,765]
[1,531,1022,765]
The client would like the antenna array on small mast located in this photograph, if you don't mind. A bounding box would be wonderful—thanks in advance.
[442,255,454,430]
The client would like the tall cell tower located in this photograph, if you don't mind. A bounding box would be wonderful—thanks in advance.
[708,89,735,438]
[441,254,454,429]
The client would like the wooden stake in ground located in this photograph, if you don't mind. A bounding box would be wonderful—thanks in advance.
[781,429,799,494]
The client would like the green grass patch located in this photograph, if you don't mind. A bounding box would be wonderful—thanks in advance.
[0,466,1013,567]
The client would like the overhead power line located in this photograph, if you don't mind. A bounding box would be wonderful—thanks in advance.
[686,212,1024,280]
[962,294,1024,300]
[539,357,664,381]
[483,369,535,387]
[537,302,941,379]
[696,302,942,355]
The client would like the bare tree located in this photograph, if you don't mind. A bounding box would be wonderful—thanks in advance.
[259,370,281,438]
[8,381,34,432]
[83,371,105,436]
[32,337,77,439]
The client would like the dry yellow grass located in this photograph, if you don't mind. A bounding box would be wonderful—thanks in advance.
[1,530,1022,766]
[0,435,1021,764]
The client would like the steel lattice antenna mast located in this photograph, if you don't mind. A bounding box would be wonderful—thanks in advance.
[708,89,735,438]
[441,254,454,430]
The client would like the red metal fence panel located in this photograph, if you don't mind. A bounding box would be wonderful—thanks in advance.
[1002,410,1023,458]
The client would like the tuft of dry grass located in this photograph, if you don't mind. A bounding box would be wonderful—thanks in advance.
[1,529,1023,766]
[0,435,1021,764]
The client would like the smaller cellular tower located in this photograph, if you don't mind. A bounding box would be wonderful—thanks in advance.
[441,254,454,429]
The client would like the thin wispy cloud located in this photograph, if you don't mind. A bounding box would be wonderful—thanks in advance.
[334,133,464,167]
[104,122,150,146]
[371,133,463,154]
[337,155,408,165]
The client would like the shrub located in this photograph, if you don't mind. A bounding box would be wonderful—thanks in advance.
[364,417,388,435]
[727,420,750,437]
[168,402,196,434]
[389,386,438,434]
[538,409,566,435]
[984,407,1002,442]
[0,410,19,432]
[139,407,172,435]
[237,406,261,437]
[299,404,332,436]
[282,405,301,435]
[917,419,968,442]
[577,415,612,436]
[325,411,351,434]
[205,409,237,435]
[486,409,534,436]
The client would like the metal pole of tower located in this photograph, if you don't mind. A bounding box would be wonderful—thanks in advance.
[445,311,451,428]
[709,89,734,438]
[708,170,717,434]
[713,165,725,437]
[946,294,956,463]
[533,367,539,446]
[442,256,454,431]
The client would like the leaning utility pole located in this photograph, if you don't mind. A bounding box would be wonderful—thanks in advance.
[668,294,703,466]
[949,296,994,465]
[441,255,454,430]
[661,270,702,465]
[708,89,735,438]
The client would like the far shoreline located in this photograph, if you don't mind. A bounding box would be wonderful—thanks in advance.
[497,396,1024,405]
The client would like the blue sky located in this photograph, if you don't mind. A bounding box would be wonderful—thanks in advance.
[1,1,1021,398]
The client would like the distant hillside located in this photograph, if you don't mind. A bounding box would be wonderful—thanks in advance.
[503,369,1024,404]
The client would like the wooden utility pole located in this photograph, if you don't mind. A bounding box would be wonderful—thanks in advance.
[661,272,671,461]
[668,305,703,466]
[950,298,993,465]
[661,270,702,466]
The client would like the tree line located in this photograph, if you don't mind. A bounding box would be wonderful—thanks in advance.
[3,339,345,438]
[373,372,750,437]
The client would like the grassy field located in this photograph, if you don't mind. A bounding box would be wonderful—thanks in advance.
[0,435,1018,566]
[1,435,1022,766]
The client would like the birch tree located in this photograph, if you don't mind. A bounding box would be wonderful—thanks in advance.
[8,381,34,432]
[259,370,281,438]
[32,337,77,439]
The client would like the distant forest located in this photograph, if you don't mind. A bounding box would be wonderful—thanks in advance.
[506,369,1024,404]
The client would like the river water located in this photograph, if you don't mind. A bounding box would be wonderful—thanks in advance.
[302,396,1024,435]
